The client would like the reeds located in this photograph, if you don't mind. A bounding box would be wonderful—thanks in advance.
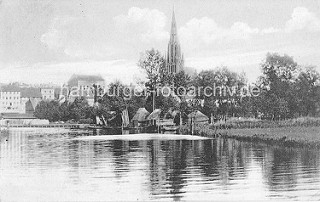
[179,117,320,147]
[213,117,320,129]
[180,123,223,137]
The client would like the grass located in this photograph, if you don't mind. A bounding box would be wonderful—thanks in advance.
[214,117,320,129]
[180,118,320,147]
[226,127,320,147]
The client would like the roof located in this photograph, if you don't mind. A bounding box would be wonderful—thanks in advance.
[147,109,161,120]
[0,113,36,119]
[132,108,150,122]
[68,74,105,87]
[188,110,209,122]
[0,85,42,98]
[26,98,41,111]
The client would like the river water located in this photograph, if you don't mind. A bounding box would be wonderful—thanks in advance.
[0,128,319,201]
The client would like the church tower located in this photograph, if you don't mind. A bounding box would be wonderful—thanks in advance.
[165,8,184,74]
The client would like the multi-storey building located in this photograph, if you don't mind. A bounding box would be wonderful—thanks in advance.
[0,92,23,113]
[40,88,55,100]
[63,74,105,106]
[1,85,42,114]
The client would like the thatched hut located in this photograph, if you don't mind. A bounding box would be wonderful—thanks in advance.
[188,110,209,123]
[147,109,161,120]
[132,108,150,127]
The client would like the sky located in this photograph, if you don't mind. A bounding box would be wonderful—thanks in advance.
[0,0,320,85]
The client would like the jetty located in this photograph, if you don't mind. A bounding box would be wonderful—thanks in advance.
[0,124,90,129]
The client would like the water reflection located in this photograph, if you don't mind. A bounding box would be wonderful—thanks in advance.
[0,129,320,201]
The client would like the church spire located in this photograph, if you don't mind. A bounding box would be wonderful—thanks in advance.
[165,7,184,74]
[170,7,178,43]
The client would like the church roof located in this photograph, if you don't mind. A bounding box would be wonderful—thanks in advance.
[169,8,178,43]
[68,74,105,87]
[166,8,184,74]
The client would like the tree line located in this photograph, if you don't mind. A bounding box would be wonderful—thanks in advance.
[34,49,320,123]
[137,49,320,121]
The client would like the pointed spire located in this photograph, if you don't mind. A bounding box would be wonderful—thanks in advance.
[170,6,178,43]
[166,5,184,74]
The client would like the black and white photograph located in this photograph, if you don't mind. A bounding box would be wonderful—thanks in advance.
[1,0,320,201]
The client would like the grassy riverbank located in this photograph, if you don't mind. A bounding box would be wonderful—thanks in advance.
[218,117,320,128]
[226,127,320,146]
[180,117,320,147]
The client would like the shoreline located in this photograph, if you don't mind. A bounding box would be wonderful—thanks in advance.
[180,123,320,147]
[218,126,320,148]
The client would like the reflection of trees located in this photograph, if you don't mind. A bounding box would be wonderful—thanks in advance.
[253,144,320,192]
[146,140,166,197]
[196,140,219,177]
[165,140,189,201]
[144,138,253,200]
[269,147,298,190]
[300,148,320,181]
[225,138,247,178]
[4,130,320,200]
[210,138,248,182]
[67,140,80,168]
[300,148,320,168]
[64,134,320,199]
[108,140,130,178]
[145,138,250,199]
[146,140,189,201]
[251,143,299,190]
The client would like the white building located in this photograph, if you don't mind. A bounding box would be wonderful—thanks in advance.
[0,92,24,113]
[63,74,106,106]
[40,88,55,100]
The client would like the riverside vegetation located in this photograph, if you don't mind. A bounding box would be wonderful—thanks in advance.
[34,51,320,140]
[180,117,320,147]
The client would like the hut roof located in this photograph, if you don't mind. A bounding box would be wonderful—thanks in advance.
[188,110,209,122]
[147,109,161,120]
[132,108,150,122]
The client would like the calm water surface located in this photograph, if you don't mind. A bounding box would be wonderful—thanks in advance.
[0,128,320,201]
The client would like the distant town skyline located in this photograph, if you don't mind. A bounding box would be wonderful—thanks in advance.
[1,0,320,84]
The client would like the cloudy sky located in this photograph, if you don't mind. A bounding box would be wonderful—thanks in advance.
[0,0,320,85]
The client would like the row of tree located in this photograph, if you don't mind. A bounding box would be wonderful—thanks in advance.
[138,49,320,120]
[34,49,320,123]
[34,97,94,123]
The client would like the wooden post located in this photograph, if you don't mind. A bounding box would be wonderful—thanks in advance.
[191,117,194,136]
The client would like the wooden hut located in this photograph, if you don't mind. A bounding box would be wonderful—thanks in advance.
[188,110,209,124]
[132,108,150,127]
[147,109,161,120]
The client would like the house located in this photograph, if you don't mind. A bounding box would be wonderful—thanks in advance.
[132,108,150,127]
[188,110,209,124]
[40,88,55,100]
[62,74,106,106]
[0,92,24,113]
[25,98,41,114]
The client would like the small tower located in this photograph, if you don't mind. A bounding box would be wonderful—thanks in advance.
[165,8,184,74]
